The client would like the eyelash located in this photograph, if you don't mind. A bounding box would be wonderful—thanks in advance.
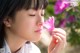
[29,14,44,16]
[29,15,35,16]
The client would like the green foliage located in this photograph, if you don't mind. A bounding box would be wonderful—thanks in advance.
[45,0,80,46]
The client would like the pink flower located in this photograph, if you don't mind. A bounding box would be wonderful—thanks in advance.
[59,18,67,28]
[43,16,55,32]
[67,15,76,23]
[54,0,70,14]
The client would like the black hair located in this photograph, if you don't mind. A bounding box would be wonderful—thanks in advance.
[0,0,48,48]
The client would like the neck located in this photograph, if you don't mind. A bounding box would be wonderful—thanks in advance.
[5,29,27,53]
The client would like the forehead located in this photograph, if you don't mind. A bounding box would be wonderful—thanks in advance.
[18,9,45,15]
[27,9,45,12]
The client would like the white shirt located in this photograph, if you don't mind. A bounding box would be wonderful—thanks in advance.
[0,41,41,53]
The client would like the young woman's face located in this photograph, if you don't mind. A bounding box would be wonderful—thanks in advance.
[9,9,45,42]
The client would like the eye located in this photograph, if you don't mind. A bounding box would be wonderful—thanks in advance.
[29,14,35,16]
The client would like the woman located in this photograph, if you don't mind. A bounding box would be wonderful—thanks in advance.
[0,0,66,53]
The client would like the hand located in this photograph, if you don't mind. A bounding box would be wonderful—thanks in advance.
[48,28,67,53]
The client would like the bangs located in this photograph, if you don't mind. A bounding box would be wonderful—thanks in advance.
[0,0,48,18]
[18,0,49,10]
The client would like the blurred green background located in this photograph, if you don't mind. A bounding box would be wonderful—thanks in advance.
[36,0,80,53]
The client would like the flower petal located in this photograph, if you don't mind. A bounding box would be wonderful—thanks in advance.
[44,16,55,32]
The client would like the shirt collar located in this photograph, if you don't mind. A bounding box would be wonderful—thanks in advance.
[2,41,40,53]
[3,40,32,53]
[3,40,11,53]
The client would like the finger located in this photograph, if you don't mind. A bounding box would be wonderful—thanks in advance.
[54,33,67,48]
[51,35,64,52]
[49,35,63,53]
[52,35,59,44]
[52,32,66,43]
[48,34,59,52]
[53,28,66,36]
[53,35,63,43]
[55,33,66,41]
[48,35,57,51]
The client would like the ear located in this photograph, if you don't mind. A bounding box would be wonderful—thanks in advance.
[3,17,12,27]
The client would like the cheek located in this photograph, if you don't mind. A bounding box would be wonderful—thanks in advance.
[10,19,41,41]
[12,19,36,36]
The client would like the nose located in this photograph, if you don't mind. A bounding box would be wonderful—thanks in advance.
[37,16,44,28]
[38,22,43,27]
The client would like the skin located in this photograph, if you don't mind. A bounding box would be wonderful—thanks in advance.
[48,28,66,53]
[3,9,66,53]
